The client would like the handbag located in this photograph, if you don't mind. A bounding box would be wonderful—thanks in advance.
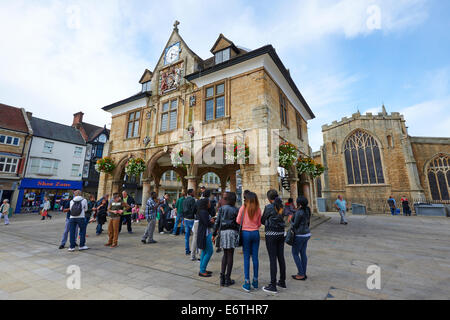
[285,226,295,246]
[237,207,245,247]
[41,210,48,217]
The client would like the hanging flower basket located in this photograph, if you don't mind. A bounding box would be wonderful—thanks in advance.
[296,157,325,179]
[279,142,298,169]
[95,157,116,174]
[225,141,250,164]
[171,149,189,169]
[125,158,146,177]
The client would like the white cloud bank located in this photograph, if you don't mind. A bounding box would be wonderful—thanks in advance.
[0,0,440,151]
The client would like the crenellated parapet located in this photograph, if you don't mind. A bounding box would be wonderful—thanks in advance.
[322,110,405,132]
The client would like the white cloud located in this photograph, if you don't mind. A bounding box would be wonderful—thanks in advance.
[0,0,432,148]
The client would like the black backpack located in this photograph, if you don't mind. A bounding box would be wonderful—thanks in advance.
[71,200,83,216]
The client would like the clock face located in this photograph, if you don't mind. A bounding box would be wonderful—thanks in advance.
[165,42,180,65]
[98,134,107,143]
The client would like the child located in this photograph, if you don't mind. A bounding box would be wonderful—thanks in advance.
[132,204,140,223]
[138,206,145,223]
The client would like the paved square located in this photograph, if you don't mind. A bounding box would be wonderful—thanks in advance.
[0,212,449,300]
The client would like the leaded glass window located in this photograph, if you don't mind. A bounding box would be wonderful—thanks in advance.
[427,154,450,200]
[344,130,385,185]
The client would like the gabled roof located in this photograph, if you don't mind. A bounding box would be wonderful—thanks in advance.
[31,117,86,146]
[139,69,153,84]
[210,34,240,54]
[186,45,315,119]
[102,91,151,111]
[81,122,110,142]
[0,103,30,133]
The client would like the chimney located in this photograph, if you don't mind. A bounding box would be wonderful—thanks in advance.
[26,112,32,121]
[73,112,84,127]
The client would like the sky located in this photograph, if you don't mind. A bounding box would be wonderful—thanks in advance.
[0,0,449,151]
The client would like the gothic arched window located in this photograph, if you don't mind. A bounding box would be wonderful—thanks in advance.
[344,130,385,185]
[427,154,450,200]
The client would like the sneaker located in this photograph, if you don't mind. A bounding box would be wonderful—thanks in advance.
[68,248,75,252]
[263,284,278,294]
[242,281,251,292]
[128,231,133,234]
[160,232,165,234]
[252,279,259,289]
[198,272,211,278]
[191,257,196,261]
[141,240,147,244]
[79,246,89,251]
[277,280,287,289]
[58,245,65,249]
[148,240,157,244]
[186,251,191,256]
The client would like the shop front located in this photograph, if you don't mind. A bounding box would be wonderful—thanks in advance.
[15,178,83,213]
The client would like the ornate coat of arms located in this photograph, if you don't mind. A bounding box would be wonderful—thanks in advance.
[159,62,183,94]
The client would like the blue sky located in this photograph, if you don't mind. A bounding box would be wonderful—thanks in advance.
[0,0,448,151]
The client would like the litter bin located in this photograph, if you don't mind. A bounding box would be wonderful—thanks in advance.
[352,203,366,215]
[317,198,326,213]
[414,203,446,217]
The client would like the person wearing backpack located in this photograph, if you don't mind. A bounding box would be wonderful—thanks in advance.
[58,195,79,249]
[387,196,396,215]
[212,192,239,287]
[291,197,311,281]
[0,199,10,225]
[68,190,89,252]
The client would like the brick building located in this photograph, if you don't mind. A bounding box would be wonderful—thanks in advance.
[98,22,315,207]
[314,106,450,213]
[0,103,33,208]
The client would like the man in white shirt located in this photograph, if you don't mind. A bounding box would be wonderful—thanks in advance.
[68,190,89,251]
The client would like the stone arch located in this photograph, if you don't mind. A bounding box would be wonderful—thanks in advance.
[341,128,386,185]
[423,152,450,201]
[144,147,171,180]
[113,154,133,182]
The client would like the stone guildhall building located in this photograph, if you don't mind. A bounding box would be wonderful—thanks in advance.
[314,106,450,212]
[98,22,315,207]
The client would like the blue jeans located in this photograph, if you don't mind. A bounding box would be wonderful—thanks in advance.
[390,208,396,215]
[69,218,87,249]
[96,223,103,235]
[172,216,184,235]
[199,233,213,273]
[61,218,78,246]
[292,236,310,276]
[184,219,194,254]
[242,230,260,281]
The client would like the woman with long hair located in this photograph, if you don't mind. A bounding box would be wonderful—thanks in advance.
[291,196,311,280]
[261,190,286,294]
[212,192,239,286]
[236,191,262,292]
[198,197,215,277]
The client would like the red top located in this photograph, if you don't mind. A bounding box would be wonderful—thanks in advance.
[236,205,262,232]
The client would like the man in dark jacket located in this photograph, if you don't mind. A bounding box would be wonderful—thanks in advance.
[182,189,197,255]
[158,194,172,234]
[119,191,135,233]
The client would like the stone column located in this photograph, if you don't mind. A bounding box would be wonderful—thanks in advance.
[229,173,237,193]
[141,179,151,210]
[288,168,299,200]
[112,180,121,194]
[185,176,198,194]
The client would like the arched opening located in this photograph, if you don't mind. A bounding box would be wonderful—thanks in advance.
[159,169,183,202]
[427,154,450,201]
[344,129,385,185]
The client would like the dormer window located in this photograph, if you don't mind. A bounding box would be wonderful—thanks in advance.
[142,81,151,92]
[215,48,230,64]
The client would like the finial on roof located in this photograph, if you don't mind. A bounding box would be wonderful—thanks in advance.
[173,20,180,32]
[382,104,387,115]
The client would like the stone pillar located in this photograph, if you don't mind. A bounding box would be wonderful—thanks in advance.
[229,172,237,193]
[185,176,198,194]
[112,180,121,194]
[141,179,151,210]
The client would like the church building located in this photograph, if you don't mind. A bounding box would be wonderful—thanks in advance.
[314,106,450,213]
